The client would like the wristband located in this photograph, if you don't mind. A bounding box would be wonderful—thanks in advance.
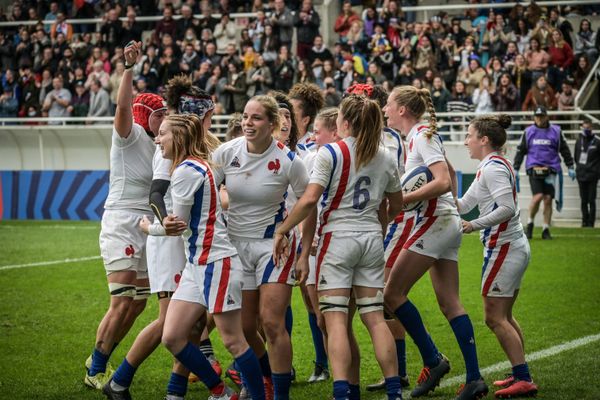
[124,62,135,70]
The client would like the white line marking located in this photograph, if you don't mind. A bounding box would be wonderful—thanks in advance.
[0,256,101,271]
[439,333,600,389]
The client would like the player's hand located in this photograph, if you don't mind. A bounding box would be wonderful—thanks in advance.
[163,214,187,236]
[310,237,318,256]
[124,40,142,67]
[295,255,309,286]
[273,232,290,267]
[139,215,152,234]
[568,168,576,181]
[461,219,474,234]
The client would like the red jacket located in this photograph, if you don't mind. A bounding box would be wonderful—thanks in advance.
[548,43,574,69]
[334,13,360,38]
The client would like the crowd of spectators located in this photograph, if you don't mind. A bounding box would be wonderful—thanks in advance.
[0,0,599,136]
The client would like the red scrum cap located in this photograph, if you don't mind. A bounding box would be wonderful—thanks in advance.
[132,93,167,133]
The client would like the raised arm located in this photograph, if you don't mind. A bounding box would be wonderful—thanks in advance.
[114,41,141,138]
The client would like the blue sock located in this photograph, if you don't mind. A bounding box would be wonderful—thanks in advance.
[308,312,328,368]
[236,348,265,400]
[112,358,137,388]
[427,334,441,359]
[395,339,406,377]
[394,301,439,367]
[333,380,350,400]
[89,348,109,376]
[349,383,360,400]
[512,363,531,382]
[285,305,293,337]
[259,352,272,378]
[174,342,221,389]
[166,372,188,396]
[272,372,292,400]
[385,376,402,400]
[449,315,481,382]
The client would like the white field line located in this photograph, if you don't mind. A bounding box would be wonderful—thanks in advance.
[438,333,600,389]
[0,255,101,271]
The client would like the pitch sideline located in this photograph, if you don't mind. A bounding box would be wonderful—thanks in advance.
[0,255,101,271]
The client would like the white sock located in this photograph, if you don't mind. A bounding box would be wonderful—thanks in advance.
[165,395,185,400]
[542,224,549,230]
[110,380,128,392]
[527,217,533,225]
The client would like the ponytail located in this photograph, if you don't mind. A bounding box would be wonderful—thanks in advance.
[419,88,437,139]
[390,86,437,139]
[339,95,383,170]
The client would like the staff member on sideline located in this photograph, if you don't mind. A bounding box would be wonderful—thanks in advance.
[574,118,600,227]
[513,106,575,240]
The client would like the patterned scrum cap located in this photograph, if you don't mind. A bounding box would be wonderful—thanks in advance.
[132,93,167,133]
[345,83,374,97]
[178,95,215,118]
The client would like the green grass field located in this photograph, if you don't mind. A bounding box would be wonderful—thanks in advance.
[1,220,599,400]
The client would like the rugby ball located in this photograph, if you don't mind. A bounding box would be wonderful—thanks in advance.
[401,166,433,211]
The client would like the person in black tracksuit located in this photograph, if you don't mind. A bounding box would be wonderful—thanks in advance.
[574,119,600,227]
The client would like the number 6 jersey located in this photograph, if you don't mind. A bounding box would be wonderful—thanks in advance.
[310,136,402,235]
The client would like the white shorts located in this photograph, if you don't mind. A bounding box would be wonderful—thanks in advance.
[384,214,415,269]
[315,231,385,291]
[99,209,148,278]
[482,235,530,297]
[306,255,317,286]
[172,256,243,313]
[403,213,462,261]
[231,235,297,291]
[146,232,186,293]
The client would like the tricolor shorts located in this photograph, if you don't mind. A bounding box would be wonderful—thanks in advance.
[146,230,186,293]
[315,231,385,291]
[231,235,297,291]
[172,256,243,314]
[481,235,530,297]
[384,214,415,269]
[99,209,148,279]
[403,213,462,262]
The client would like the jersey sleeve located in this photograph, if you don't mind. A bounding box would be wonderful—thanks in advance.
[482,164,514,199]
[112,122,143,148]
[457,181,479,215]
[416,134,445,166]
[288,156,309,198]
[210,144,226,186]
[171,164,206,206]
[309,146,334,188]
[152,147,173,181]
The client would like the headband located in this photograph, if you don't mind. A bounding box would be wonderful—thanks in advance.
[178,95,215,118]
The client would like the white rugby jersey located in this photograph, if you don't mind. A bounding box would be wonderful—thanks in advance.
[171,157,237,265]
[404,123,457,217]
[310,137,402,235]
[298,131,314,145]
[464,153,523,248]
[104,123,155,212]
[382,127,407,173]
[152,146,174,214]
[212,137,309,240]
[296,141,317,159]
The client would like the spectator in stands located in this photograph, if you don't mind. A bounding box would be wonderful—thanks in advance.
[1,30,15,72]
[153,5,177,47]
[549,8,574,48]
[87,79,111,122]
[100,9,123,54]
[214,13,236,55]
[486,56,505,86]
[246,55,272,96]
[447,80,473,140]
[380,1,403,48]
[438,34,460,88]
[530,15,551,49]
[547,29,574,89]
[414,36,437,78]
[44,2,59,32]
[15,28,33,70]
[346,19,365,49]
[249,10,268,51]
[42,76,71,124]
[85,60,110,90]
[457,35,477,71]
[366,62,386,85]
[294,0,321,59]
[274,45,295,92]
[242,45,258,71]
[198,3,219,32]
[484,13,513,59]
[556,76,577,112]
[294,59,316,84]
[270,0,294,50]
[511,53,532,109]
[176,4,199,42]
[526,37,550,82]
[473,75,494,114]
[431,76,451,113]
[109,61,125,107]
[223,61,247,113]
[220,43,241,71]
[492,72,519,112]
[460,55,487,95]
[575,19,599,63]
[362,6,378,38]
[394,60,415,86]
[502,41,519,70]
[574,118,599,227]
[307,35,333,81]
[158,45,180,85]
[50,12,73,41]
[180,43,201,74]
[202,42,221,66]
[36,47,58,75]
[18,66,39,117]
[334,1,361,42]
[68,79,89,118]
[85,46,110,75]
[522,75,557,111]
[205,64,227,100]
[0,84,18,118]
[334,59,355,92]
[121,10,143,45]
[317,59,336,89]
[573,54,591,89]
[38,69,53,104]
[322,77,341,107]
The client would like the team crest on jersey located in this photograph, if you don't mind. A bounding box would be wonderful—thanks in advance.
[227,294,235,305]
[415,239,424,250]
[125,244,135,257]
[230,156,241,168]
[492,283,501,293]
[320,275,327,285]
[268,159,281,174]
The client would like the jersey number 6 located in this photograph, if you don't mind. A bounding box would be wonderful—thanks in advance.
[353,176,371,210]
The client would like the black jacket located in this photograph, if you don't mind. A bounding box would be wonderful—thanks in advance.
[574,133,600,182]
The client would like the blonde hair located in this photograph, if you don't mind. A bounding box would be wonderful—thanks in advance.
[249,95,282,135]
[390,86,437,139]
[167,114,221,173]
[339,95,383,170]
[315,107,338,133]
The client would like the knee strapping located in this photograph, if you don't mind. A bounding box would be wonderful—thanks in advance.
[355,291,384,314]
[134,286,151,300]
[108,282,136,297]
[319,295,350,313]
